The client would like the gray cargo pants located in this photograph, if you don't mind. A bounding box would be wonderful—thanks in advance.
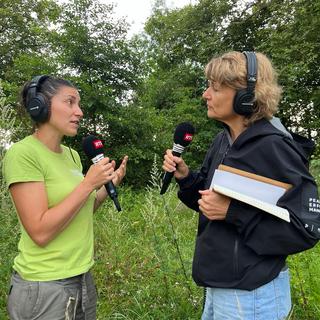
[7,270,97,320]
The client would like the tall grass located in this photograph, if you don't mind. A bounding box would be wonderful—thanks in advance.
[1,120,320,317]
[93,157,202,319]
[0,85,21,319]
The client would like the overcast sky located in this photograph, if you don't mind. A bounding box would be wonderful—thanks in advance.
[101,0,198,36]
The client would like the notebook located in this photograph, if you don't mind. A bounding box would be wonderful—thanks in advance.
[210,165,292,222]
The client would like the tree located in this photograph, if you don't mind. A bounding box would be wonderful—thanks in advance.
[137,0,241,169]
[140,0,320,164]
[262,0,320,147]
[0,0,60,78]
[50,0,151,176]
[225,0,320,153]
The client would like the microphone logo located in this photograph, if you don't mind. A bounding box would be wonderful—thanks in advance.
[184,133,193,142]
[93,140,103,149]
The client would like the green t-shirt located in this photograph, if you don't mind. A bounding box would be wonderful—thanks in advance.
[3,135,95,281]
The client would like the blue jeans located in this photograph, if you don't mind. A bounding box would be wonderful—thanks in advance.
[202,269,291,320]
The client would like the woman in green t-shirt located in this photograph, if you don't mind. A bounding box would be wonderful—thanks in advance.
[3,75,128,319]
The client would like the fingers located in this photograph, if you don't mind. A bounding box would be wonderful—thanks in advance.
[97,157,111,165]
[198,198,212,213]
[198,189,214,206]
[95,165,114,185]
[162,150,176,172]
[121,155,129,169]
[86,156,129,191]
[95,157,114,170]
[162,149,183,172]
[198,190,230,221]
[199,189,212,196]
[116,156,128,179]
[91,157,114,179]
[98,163,114,176]
[112,155,129,186]
[198,198,223,220]
[103,164,115,177]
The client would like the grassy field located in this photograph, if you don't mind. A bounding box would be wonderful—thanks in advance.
[1,165,320,319]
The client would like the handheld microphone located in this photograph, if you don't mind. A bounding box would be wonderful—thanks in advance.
[82,135,121,212]
[160,122,195,195]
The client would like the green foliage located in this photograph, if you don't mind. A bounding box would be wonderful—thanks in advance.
[310,159,320,187]
[1,160,320,318]
[0,210,18,320]
[0,0,60,78]
[93,164,202,318]
[0,82,20,200]
[251,0,320,150]
[144,0,237,67]
[288,249,320,319]
[0,84,20,318]
[54,0,142,92]
[0,0,61,139]
[140,0,320,174]
[1,0,320,187]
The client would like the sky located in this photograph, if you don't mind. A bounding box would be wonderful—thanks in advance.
[101,0,198,36]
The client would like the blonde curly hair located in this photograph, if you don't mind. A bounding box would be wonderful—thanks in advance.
[205,51,282,124]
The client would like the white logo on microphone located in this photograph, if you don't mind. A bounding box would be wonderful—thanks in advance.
[93,140,103,149]
[184,133,193,141]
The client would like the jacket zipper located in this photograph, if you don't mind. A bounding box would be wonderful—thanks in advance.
[233,237,239,277]
[220,132,231,165]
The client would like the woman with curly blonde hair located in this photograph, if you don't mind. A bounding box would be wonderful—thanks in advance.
[204,51,282,125]
[163,51,319,319]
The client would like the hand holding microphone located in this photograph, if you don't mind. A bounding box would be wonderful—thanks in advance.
[84,157,115,191]
[82,135,122,212]
[160,122,195,195]
[162,150,189,180]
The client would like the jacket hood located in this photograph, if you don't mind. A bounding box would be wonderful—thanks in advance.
[226,118,285,149]
[225,117,314,162]
[289,132,315,162]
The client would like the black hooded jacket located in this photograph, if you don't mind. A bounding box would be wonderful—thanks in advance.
[177,118,320,290]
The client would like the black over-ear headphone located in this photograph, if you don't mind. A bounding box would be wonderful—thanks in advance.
[233,51,257,116]
[25,75,50,123]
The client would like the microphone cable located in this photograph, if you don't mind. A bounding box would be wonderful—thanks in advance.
[160,195,193,300]
[68,146,77,164]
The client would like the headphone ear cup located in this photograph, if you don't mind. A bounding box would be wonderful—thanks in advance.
[27,94,49,123]
[234,51,257,116]
[233,89,254,116]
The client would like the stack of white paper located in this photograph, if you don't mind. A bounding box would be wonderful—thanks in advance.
[210,168,291,222]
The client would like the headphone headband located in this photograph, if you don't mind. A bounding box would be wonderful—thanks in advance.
[26,75,48,102]
[243,51,257,95]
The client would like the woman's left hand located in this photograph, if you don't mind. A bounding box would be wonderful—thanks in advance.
[112,155,129,186]
[198,189,231,220]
